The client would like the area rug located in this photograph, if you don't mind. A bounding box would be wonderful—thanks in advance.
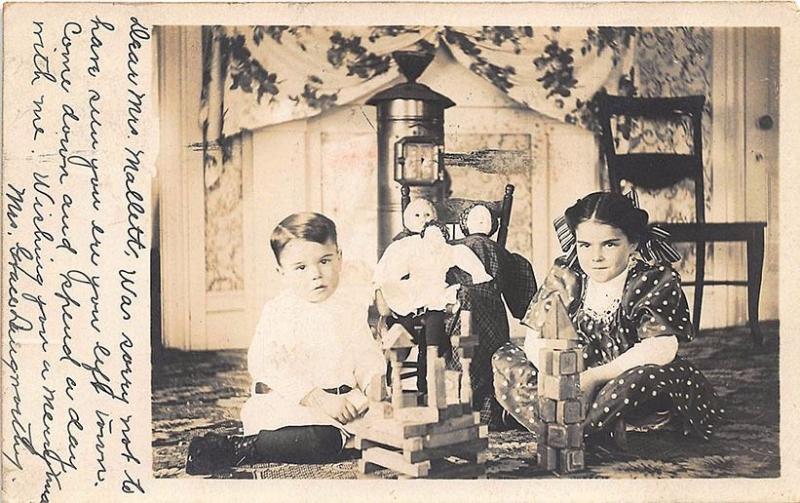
[152,323,779,479]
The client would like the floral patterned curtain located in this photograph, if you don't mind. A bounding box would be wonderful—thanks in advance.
[200,25,638,187]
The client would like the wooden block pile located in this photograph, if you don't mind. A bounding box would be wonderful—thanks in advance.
[535,297,586,474]
[355,311,488,479]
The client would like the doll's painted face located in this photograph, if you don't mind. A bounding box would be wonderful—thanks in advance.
[278,239,342,302]
[403,199,437,234]
[574,219,637,283]
[465,205,493,235]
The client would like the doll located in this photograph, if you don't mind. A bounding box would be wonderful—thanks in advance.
[446,203,537,428]
[374,220,493,318]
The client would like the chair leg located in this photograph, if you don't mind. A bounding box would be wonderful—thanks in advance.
[692,241,706,336]
[746,230,766,346]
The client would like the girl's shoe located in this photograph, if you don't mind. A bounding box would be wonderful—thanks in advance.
[625,409,675,433]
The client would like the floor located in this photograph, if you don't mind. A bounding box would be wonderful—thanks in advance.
[151,322,780,479]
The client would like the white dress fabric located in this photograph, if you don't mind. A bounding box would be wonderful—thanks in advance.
[240,289,385,436]
[373,235,493,316]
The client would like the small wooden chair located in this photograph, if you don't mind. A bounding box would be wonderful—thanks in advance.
[597,94,767,344]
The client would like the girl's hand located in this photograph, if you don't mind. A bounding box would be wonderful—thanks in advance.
[579,367,606,401]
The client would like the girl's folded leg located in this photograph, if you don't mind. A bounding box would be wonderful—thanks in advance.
[583,358,724,441]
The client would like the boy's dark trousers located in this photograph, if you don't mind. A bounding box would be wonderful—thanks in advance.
[251,425,343,464]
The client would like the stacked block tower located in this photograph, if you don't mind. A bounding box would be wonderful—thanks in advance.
[354,311,488,479]
[535,297,586,474]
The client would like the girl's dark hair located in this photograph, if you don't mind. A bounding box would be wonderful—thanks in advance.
[270,212,338,264]
[421,220,450,241]
[564,192,649,244]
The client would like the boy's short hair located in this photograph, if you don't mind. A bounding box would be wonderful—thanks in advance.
[270,212,338,264]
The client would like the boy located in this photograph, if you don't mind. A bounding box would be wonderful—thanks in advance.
[186,213,385,475]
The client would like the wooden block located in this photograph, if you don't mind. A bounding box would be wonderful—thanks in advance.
[367,374,387,402]
[357,426,404,450]
[395,406,440,424]
[445,370,460,404]
[556,399,584,424]
[542,296,579,340]
[390,359,404,408]
[366,401,393,419]
[424,425,480,448]
[554,300,580,340]
[547,424,568,448]
[458,310,479,346]
[559,448,585,473]
[460,346,477,359]
[537,442,558,471]
[358,458,381,475]
[538,349,553,376]
[553,349,579,375]
[541,374,580,400]
[425,348,447,410]
[400,422,429,438]
[386,323,415,349]
[427,413,480,436]
[576,353,586,373]
[540,339,579,350]
[445,403,464,419]
[533,420,547,443]
[460,370,473,407]
[363,446,431,477]
[404,437,489,464]
[538,398,556,422]
[402,436,424,453]
[547,423,583,449]
[566,423,583,448]
[399,392,418,408]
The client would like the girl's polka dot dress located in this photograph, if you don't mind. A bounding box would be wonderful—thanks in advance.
[492,259,724,440]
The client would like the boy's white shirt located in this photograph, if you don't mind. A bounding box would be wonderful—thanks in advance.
[241,284,385,436]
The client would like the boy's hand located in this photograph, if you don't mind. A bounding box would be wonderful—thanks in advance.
[303,388,359,424]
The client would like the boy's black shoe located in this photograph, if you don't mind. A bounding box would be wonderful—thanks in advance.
[186,432,259,475]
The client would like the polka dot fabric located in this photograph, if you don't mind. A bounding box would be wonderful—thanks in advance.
[492,259,724,441]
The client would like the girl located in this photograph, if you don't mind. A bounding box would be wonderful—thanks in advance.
[492,191,724,445]
[186,213,385,474]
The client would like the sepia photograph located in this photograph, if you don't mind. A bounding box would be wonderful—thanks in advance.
[149,23,780,480]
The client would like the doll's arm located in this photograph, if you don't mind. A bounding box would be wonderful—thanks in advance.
[450,244,493,284]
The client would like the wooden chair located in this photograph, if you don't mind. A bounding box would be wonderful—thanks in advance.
[390,183,516,393]
[400,184,515,246]
[597,94,767,345]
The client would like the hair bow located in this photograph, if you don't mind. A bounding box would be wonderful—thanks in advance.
[624,189,682,264]
[552,189,682,267]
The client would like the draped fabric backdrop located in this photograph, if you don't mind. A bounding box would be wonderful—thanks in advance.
[198,26,713,293]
